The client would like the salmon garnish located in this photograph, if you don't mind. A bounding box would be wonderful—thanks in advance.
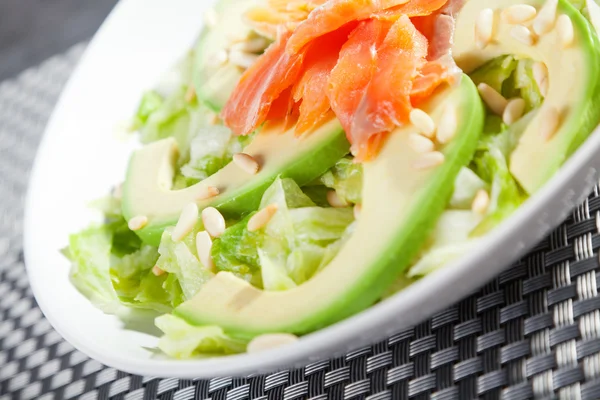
[350,15,428,159]
[222,0,459,160]
[327,19,392,142]
[287,0,412,53]
[222,31,307,136]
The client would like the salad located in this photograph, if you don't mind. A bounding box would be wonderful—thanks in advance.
[64,0,600,358]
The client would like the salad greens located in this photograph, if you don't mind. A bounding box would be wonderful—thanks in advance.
[131,51,252,190]
[156,314,248,358]
[62,0,600,358]
[211,177,355,289]
[65,49,542,355]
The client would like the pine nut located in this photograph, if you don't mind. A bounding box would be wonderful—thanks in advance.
[436,105,458,144]
[472,190,490,215]
[233,153,260,174]
[196,231,215,272]
[197,185,220,201]
[247,204,279,232]
[409,109,436,138]
[412,151,445,170]
[327,190,349,208]
[503,98,526,125]
[408,133,435,154]
[556,14,574,48]
[501,4,537,24]
[247,333,299,353]
[477,83,508,116]
[202,207,226,238]
[540,106,561,141]
[475,8,495,48]
[172,203,199,242]
[533,0,558,35]
[229,50,260,69]
[152,266,166,276]
[532,62,549,97]
[510,25,536,46]
[128,215,148,231]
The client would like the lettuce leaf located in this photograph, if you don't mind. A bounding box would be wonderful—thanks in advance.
[506,59,543,111]
[469,123,527,236]
[449,168,488,209]
[258,249,297,291]
[210,213,264,287]
[109,245,183,313]
[130,51,252,189]
[409,211,483,277]
[67,226,121,313]
[155,314,248,358]
[156,228,214,299]
[319,157,363,204]
[470,56,543,111]
[68,191,188,314]
[211,177,355,289]
[470,55,517,94]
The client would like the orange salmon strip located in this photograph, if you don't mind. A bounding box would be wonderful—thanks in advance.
[287,0,411,53]
[222,31,308,136]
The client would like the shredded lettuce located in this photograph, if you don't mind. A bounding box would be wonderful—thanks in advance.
[507,59,543,111]
[260,178,354,285]
[211,177,355,288]
[409,211,483,277]
[258,249,297,291]
[319,157,363,204]
[109,245,184,313]
[130,51,252,189]
[470,55,517,94]
[156,314,247,358]
[470,56,543,111]
[210,213,264,287]
[469,120,527,236]
[449,168,488,209]
[180,125,246,182]
[67,226,121,313]
[156,228,214,299]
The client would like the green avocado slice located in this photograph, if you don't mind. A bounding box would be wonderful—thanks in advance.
[453,0,600,194]
[193,0,262,111]
[122,118,349,246]
[173,76,485,337]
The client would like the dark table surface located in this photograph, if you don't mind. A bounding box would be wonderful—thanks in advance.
[0,0,118,81]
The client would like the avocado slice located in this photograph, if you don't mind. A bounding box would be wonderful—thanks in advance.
[122,118,349,246]
[453,0,600,194]
[173,76,485,337]
[194,0,262,111]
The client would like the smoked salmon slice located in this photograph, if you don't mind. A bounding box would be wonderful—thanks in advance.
[222,31,307,136]
[350,15,428,158]
[373,0,448,20]
[327,19,392,143]
[222,0,459,161]
[292,25,355,135]
[410,11,461,105]
[286,0,411,53]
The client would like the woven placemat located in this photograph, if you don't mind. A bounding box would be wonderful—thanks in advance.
[2,44,600,400]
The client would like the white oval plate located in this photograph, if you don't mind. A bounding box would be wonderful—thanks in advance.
[24,0,600,378]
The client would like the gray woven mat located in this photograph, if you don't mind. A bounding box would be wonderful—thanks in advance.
[3,44,600,400]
